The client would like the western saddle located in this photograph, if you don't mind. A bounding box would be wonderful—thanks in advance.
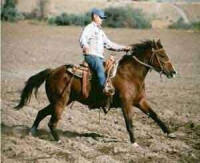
[66,58,119,99]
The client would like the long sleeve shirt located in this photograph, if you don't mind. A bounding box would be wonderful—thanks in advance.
[79,22,125,58]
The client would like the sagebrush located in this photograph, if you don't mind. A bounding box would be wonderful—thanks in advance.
[48,7,152,29]
[1,0,23,22]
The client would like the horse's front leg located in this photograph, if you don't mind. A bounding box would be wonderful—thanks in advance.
[136,99,175,138]
[122,101,135,144]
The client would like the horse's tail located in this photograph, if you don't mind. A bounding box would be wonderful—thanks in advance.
[15,68,53,110]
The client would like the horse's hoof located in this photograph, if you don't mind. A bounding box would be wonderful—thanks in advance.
[132,142,140,148]
[58,140,61,143]
[167,133,176,139]
[30,127,37,136]
[57,140,62,144]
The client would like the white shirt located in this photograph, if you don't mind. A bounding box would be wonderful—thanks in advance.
[79,22,125,58]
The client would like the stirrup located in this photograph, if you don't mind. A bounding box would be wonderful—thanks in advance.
[103,87,115,96]
[102,96,112,115]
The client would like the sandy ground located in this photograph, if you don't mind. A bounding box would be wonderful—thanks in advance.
[1,21,200,163]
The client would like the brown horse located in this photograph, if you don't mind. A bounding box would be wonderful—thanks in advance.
[15,39,177,145]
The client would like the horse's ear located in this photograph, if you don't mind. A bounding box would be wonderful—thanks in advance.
[152,39,156,48]
[157,39,163,47]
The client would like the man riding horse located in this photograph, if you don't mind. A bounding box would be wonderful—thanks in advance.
[15,8,177,146]
[79,8,131,108]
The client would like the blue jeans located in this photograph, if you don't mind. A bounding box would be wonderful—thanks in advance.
[84,55,106,90]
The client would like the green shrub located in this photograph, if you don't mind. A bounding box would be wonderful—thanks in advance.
[103,7,151,29]
[48,13,90,26]
[168,18,200,30]
[1,0,24,22]
[48,7,151,29]
[168,18,191,29]
[191,22,200,30]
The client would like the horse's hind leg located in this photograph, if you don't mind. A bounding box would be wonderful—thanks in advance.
[48,100,66,141]
[30,104,52,136]
[136,99,170,135]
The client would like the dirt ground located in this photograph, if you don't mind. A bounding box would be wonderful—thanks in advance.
[1,21,200,163]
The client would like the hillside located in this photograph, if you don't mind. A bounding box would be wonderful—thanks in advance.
[1,0,199,28]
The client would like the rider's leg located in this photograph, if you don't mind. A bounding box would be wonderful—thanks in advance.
[84,55,106,89]
[84,55,112,111]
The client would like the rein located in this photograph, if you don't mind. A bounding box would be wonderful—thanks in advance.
[130,48,167,74]
[132,56,155,71]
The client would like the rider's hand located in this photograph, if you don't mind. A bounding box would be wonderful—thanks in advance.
[109,55,115,62]
[123,46,131,52]
[83,47,89,54]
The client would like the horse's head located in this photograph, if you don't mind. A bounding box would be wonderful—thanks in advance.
[149,39,177,78]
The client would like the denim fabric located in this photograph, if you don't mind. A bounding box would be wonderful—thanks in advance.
[84,55,106,89]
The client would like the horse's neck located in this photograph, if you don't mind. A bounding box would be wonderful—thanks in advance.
[136,53,151,77]
[120,56,150,81]
[133,60,150,81]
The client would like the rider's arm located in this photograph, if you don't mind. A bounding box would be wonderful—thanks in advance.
[79,26,92,54]
[102,31,126,51]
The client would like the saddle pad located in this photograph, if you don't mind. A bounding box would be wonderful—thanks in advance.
[66,66,92,79]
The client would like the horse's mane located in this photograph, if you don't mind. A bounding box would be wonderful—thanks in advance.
[129,40,153,57]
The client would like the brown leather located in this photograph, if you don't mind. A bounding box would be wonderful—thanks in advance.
[80,61,89,68]
[73,66,89,72]
[82,70,89,99]
[66,58,115,99]
[104,59,114,72]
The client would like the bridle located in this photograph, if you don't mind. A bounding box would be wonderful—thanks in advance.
[131,47,170,74]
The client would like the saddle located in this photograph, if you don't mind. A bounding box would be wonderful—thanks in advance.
[66,58,119,99]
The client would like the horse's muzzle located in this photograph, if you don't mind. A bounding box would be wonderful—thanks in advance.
[165,70,177,79]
